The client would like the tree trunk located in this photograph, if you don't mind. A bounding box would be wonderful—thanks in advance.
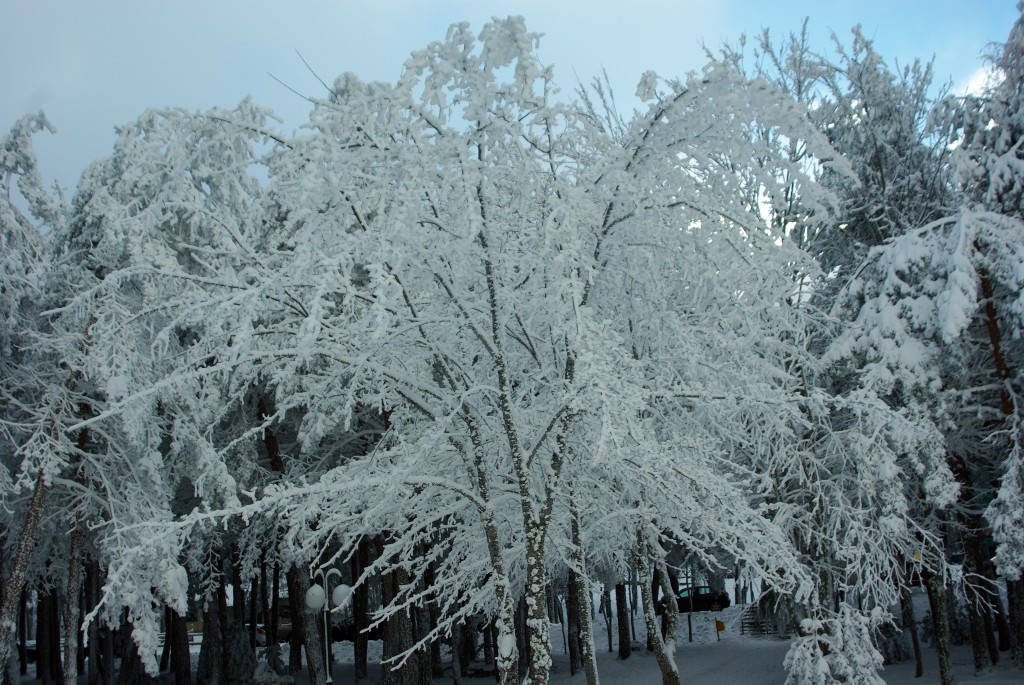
[566,583,580,675]
[615,583,630,660]
[924,570,955,685]
[101,624,114,685]
[394,566,417,685]
[377,537,397,685]
[569,498,599,685]
[196,584,225,685]
[415,601,432,685]
[900,586,923,678]
[977,257,1024,670]
[573,572,599,685]
[1007,578,1024,668]
[962,529,994,674]
[354,538,369,680]
[17,589,28,676]
[269,559,280,650]
[117,620,158,685]
[634,535,679,685]
[37,590,55,685]
[602,586,613,653]
[160,606,173,672]
[0,477,49,676]
[515,596,529,684]
[171,607,193,685]
[292,567,327,685]
[62,527,86,685]
[286,567,305,673]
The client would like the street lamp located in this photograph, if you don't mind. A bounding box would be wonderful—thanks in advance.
[305,568,351,685]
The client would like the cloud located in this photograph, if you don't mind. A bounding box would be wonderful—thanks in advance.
[958,66,997,96]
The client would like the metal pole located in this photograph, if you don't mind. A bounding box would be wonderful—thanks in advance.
[325,572,332,685]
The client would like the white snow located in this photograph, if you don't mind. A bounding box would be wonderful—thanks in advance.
[137,602,1021,685]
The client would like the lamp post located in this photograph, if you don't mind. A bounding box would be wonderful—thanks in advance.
[305,568,350,685]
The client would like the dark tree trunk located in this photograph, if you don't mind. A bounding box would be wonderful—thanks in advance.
[603,585,613,653]
[289,567,327,685]
[482,618,494,666]
[647,566,660,651]
[900,586,923,678]
[250,577,259,649]
[0,478,49,676]
[566,584,580,675]
[223,620,257,685]
[196,588,225,685]
[17,589,28,676]
[424,557,442,678]
[117,620,158,685]
[515,596,528,684]
[231,546,246,626]
[415,602,432,685]
[961,528,994,673]
[62,538,85,685]
[160,606,174,671]
[394,566,417,685]
[451,623,463,685]
[924,570,955,685]
[99,618,114,685]
[616,583,631,660]
[270,560,281,654]
[354,538,370,680]
[171,607,193,685]
[86,559,113,685]
[1007,578,1024,668]
[377,536,398,685]
[286,568,305,673]
[37,591,55,685]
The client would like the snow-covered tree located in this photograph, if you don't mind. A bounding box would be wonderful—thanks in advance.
[0,112,73,678]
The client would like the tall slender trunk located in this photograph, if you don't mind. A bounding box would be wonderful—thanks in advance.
[394,566,417,685]
[18,589,28,676]
[196,572,225,685]
[171,607,192,685]
[285,568,304,673]
[962,526,994,674]
[353,539,369,680]
[450,623,464,685]
[924,570,955,685]
[37,590,55,685]
[116,619,157,685]
[62,527,86,685]
[900,586,923,678]
[567,581,580,674]
[615,583,631,660]
[569,497,598,685]
[289,567,326,685]
[1007,578,1024,668]
[160,606,173,671]
[633,534,679,685]
[0,477,49,676]
[977,258,1024,668]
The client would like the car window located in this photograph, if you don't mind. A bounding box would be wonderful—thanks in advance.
[698,587,710,595]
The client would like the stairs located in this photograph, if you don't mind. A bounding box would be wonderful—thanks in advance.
[738,603,794,637]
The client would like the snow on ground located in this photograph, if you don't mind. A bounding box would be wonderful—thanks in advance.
[311,604,1023,685]
[20,604,1022,684]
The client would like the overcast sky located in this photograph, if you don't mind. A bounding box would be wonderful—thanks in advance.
[2,1,1019,194]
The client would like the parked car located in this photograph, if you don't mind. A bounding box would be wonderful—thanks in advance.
[662,586,730,613]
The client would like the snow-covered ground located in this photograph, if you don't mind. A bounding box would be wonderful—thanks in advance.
[20,604,1021,684]
[315,604,1023,685]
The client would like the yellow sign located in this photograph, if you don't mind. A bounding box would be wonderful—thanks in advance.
[715,619,725,632]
